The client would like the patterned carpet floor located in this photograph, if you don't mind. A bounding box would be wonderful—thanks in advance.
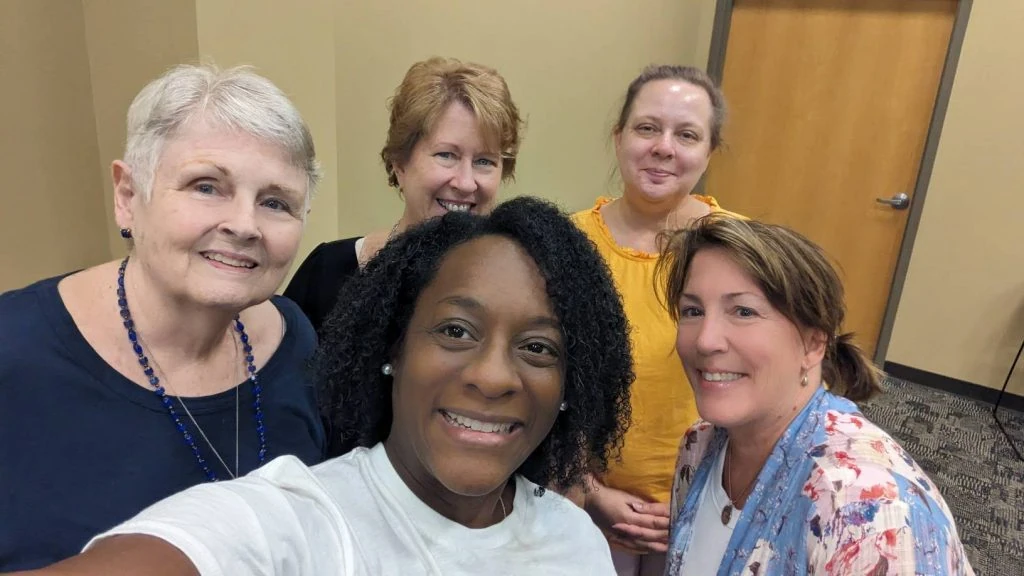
[860,375,1024,576]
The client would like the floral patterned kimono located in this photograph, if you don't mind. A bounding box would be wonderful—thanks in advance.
[667,387,975,575]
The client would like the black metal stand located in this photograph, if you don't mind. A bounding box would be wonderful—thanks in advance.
[993,336,1024,461]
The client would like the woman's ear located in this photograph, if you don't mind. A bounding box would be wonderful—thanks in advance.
[801,328,828,371]
[112,160,138,230]
[387,338,406,375]
[392,159,407,191]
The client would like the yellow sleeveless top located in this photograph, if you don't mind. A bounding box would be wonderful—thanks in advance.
[572,195,736,503]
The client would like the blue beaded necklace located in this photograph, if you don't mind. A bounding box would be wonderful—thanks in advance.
[117,256,268,481]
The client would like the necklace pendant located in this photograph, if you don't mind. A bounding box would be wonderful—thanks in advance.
[721,504,733,525]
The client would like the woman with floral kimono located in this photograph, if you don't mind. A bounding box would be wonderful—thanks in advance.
[640,215,975,575]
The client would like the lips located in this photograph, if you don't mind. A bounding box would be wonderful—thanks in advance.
[201,251,258,269]
[643,168,675,177]
[695,369,747,391]
[700,370,744,382]
[437,199,474,213]
[440,409,522,435]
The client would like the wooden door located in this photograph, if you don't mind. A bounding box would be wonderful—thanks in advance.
[707,0,957,357]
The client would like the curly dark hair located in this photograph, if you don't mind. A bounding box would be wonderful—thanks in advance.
[313,196,633,492]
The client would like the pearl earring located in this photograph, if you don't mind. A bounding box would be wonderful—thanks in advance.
[381,363,393,376]
[801,373,809,387]
[559,401,568,412]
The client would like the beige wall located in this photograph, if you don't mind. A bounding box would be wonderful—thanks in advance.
[82,0,199,258]
[1,0,716,291]
[195,0,340,281]
[0,0,110,292]
[191,0,718,275]
[5,0,1020,399]
[333,0,719,238]
[887,0,1024,394]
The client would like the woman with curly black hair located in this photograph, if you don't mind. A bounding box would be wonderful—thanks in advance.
[24,196,633,576]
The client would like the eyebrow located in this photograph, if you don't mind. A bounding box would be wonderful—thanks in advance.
[433,141,501,155]
[681,291,759,302]
[438,295,561,330]
[525,316,562,331]
[633,115,704,129]
[439,295,481,310]
[183,161,303,199]
[264,183,304,201]
[182,160,230,176]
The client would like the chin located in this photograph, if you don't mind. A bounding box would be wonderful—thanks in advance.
[699,413,740,430]
[695,398,745,430]
[190,286,268,312]
[433,460,515,497]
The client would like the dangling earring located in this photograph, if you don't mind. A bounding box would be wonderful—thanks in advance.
[119,228,133,239]
[800,373,809,387]
[381,363,393,376]
[559,401,568,412]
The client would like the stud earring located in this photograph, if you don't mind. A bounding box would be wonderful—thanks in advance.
[381,363,393,376]
[119,228,132,239]
[559,401,568,412]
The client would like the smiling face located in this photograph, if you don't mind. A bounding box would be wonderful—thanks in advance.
[674,248,824,438]
[385,235,565,502]
[615,79,713,207]
[114,116,307,310]
[394,103,502,223]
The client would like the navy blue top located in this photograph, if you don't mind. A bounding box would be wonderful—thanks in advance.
[0,276,326,570]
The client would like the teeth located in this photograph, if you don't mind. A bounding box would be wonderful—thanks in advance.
[442,411,514,434]
[204,253,256,269]
[703,371,743,382]
[438,200,472,213]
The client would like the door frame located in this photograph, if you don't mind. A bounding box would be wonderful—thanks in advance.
[705,0,973,365]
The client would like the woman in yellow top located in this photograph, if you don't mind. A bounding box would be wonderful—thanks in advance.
[573,64,738,576]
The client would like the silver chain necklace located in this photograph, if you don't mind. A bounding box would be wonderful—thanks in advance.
[141,336,241,479]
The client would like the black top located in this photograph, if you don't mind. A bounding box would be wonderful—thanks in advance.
[283,236,362,334]
[0,276,325,571]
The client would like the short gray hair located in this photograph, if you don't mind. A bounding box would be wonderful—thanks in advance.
[124,63,322,208]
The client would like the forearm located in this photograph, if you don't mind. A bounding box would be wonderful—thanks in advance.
[6,535,198,576]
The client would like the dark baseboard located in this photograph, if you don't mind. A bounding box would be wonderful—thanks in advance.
[884,362,1024,413]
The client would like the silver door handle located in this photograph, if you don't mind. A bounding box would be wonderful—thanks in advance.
[875,193,910,210]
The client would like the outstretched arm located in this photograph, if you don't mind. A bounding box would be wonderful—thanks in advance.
[6,535,197,576]
[12,456,355,576]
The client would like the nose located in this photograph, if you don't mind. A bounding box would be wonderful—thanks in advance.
[218,196,262,242]
[651,132,675,159]
[449,159,479,195]
[462,340,521,399]
[692,314,728,356]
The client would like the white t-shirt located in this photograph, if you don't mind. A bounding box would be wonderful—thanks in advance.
[679,443,737,576]
[89,443,614,575]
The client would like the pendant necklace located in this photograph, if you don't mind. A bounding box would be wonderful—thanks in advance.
[721,447,759,525]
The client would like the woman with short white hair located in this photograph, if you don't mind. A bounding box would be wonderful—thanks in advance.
[0,64,326,571]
